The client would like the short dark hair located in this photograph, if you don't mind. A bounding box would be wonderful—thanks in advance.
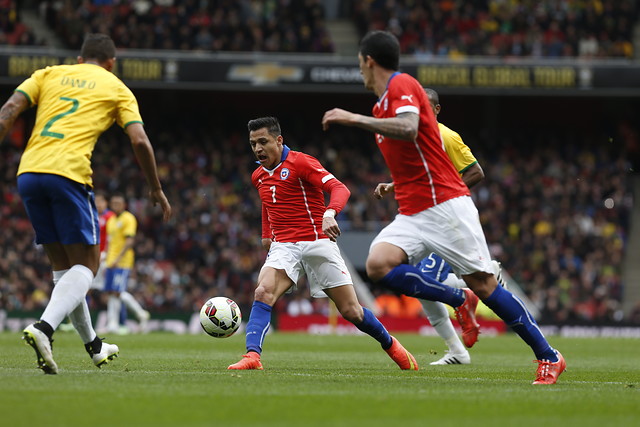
[247,116,281,136]
[80,34,116,63]
[359,31,400,71]
[424,87,439,104]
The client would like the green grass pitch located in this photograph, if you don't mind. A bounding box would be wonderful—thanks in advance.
[1,331,639,427]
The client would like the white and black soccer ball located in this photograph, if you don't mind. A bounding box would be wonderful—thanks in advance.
[199,297,242,338]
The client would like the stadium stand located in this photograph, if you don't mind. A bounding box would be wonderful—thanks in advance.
[350,0,638,58]
[38,0,334,52]
[0,0,42,46]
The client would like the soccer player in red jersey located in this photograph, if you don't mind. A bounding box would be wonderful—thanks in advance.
[228,116,418,371]
[91,192,115,292]
[322,31,565,384]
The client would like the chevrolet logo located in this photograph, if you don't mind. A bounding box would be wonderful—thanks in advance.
[228,63,303,85]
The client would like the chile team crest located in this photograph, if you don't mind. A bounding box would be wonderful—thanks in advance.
[280,168,290,180]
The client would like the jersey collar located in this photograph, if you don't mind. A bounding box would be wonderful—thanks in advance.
[258,144,291,172]
[377,71,401,103]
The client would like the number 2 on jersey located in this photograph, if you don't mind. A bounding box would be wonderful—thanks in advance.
[40,97,79,139]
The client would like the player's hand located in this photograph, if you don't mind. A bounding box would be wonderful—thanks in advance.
[374,182,395,199]
[149,188,172,222]
[261,238,272,251]
[322,108,357,131]
[322,217,341,242]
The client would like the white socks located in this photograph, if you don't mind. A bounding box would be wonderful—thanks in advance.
[41,265,94,331]
[421,299,467,355]
[107,296,122,332]
[120,291,145,320]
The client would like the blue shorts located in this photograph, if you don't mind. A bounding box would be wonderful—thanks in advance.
[104,268,131,293]
[17,173,99,245]
[415,253,453,283]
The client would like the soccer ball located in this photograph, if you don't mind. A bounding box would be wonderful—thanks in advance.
[199,297,242,338]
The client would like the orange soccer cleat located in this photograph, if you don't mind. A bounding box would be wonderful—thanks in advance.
[228,352,264,370]
[385,336,419,371]
[532,351,566,385]
[454,288,480,348]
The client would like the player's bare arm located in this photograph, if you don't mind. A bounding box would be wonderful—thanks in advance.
[126,123,172,221]
[461,163,484,189]
[0,92,29,141]
[322,109,419,141]
[261,238,272,251]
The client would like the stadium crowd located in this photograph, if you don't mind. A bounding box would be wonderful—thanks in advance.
[37,0,334,52]
[0,0,42,46]
[0,111,635,325]
[1,1,638,59]
[351,0,637,58]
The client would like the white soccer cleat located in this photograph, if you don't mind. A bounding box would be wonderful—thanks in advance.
[430,350,471,365]
[89,341,120,368]
[491,260,507,288]
[23,323,58,374]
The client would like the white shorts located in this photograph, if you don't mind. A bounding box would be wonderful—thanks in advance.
[262,239,353,298]
[370,196,492,275]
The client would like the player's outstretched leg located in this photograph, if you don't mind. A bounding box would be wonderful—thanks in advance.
[228,301,270,370]
[22,321,58,374]
[85,336,119,368]
[349,307,418,371]
[482,284,565,384]
[379,264,466,307]
[454,289,480,348]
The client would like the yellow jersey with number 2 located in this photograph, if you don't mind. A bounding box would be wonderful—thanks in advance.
[15,63,143,187]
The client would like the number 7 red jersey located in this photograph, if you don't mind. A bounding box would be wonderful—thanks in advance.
[251,146,350,242]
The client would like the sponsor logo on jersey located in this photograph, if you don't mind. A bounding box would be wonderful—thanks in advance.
[280,168,290,180]
[376,134,384,144]
[383,98,388,111]
[401,94,414,102]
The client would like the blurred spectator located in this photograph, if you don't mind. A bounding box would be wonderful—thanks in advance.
[350,0,638,58]
[40,0,334,53]
[0,0,43,46]
[287,294,314,316]
[375,291,424,319]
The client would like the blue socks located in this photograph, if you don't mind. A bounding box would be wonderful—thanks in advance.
[354,307,393,349]
[379,264,465,307]
[483,285,557,362]
[119,304,127,326]
[246,301,272,354]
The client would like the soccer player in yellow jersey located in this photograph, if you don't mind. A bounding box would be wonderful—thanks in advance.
[104,194,150,334]
[375,88,504,365]
[0,33,172,374]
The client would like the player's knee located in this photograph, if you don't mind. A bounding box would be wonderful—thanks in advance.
[253,286,276,306]
[463,273,497,300]
[365,257,389,282]
[339,304,364,324]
